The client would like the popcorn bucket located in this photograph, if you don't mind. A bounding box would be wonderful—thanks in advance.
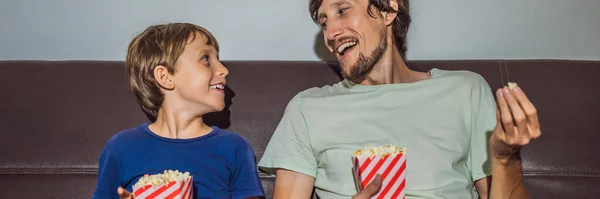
[352,145,406,199]
[132,170,194,199]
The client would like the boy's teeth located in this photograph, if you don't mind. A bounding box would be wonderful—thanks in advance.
[210,84,224,89]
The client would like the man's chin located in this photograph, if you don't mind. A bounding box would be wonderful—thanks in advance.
[338,58,356,71]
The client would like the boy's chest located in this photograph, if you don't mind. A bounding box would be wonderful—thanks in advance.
[120,147,236,192]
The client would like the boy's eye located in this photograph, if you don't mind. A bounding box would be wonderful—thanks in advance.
[201,55,209,62]
[338,7,349,15]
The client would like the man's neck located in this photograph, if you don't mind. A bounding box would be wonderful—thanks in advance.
[149,100,213,139]
[358,44,430,85]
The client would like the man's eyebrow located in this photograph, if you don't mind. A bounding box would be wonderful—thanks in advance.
[317,1,346,21]
[317,12,327,21]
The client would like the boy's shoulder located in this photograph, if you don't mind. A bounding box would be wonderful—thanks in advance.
[104,123,148,149]
[212,128,252,148]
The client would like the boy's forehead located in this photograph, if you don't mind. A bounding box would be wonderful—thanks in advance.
[187,34,216,51]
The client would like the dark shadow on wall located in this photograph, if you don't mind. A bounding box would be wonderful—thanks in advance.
[314,31,343,81]
[313,31,336,61]
[204,86,235,129]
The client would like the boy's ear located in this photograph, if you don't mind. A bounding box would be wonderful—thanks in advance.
[153,65,175,90]
[382,0,399,26]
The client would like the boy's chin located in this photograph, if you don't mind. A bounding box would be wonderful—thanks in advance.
[210,103,226,112]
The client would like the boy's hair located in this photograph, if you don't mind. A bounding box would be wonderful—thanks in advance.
[126,23,219,122]
[309,0,411,60]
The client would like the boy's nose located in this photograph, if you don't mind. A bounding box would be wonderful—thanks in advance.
[217,61,229,77]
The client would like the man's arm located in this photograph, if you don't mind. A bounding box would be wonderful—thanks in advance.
[475,176,491,199]
[273,169,315,199]
[490,156,528,199]
[488,84,541,199]
[273,169,383,199]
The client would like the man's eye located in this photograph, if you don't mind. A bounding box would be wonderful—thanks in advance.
[320,22,327,29]
[338,7,349,14]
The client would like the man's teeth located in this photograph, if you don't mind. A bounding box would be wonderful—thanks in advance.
[337,41,357,54]
[210,84,225,89]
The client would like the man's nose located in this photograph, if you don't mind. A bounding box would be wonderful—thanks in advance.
[325,20,343,41]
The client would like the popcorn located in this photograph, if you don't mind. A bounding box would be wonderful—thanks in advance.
[352,145,406,199]
[353,145,405,158]
[507,82,518,89]
[133,170,193,199]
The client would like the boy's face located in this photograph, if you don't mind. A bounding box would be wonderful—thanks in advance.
[317,0,389,82]
[170,33,228,114]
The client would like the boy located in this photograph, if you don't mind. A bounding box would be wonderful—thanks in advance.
[92,23,265,199]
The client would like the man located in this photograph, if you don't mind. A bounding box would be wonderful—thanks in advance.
[258,0,541,198]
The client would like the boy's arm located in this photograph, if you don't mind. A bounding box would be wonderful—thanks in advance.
[488,85,541,199]
[92,144,122,199]
[231,140,266,199]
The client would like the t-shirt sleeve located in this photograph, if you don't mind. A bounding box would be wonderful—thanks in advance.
[467,80,497,181]
[257,95,318,178]
[231,138,265,199]
[92,144,121,199]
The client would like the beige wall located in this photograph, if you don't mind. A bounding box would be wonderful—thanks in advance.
[0,0,599,61]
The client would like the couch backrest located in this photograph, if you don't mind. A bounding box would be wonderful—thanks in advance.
[1,60,598,198]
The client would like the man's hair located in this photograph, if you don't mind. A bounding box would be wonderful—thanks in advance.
[125,23,219,122]
[309,0,411,59]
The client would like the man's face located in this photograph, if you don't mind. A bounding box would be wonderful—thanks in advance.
[317,0,388,83]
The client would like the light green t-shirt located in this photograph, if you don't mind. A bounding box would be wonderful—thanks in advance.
[258,69,496,199]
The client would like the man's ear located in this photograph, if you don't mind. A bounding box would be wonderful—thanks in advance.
[153,65,175,90]
[382,0,399,26]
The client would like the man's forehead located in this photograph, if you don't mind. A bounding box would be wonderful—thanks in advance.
[317,0,353,18]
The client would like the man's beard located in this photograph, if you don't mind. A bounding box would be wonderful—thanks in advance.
[341,30,387,84]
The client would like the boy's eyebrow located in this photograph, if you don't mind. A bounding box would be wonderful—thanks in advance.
[195,47,215,57]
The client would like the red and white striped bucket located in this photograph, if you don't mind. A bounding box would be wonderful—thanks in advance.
[353,153,406,199]
[132,176,193,199]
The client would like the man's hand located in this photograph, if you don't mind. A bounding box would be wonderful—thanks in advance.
[352,175,382,199]
[117,187,135,199]
[491,84,541,163]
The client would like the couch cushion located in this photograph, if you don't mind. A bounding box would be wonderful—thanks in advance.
[504,60,600,196]
[1,60,598,198]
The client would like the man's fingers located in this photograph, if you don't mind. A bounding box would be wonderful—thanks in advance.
[512,86,541,137]
[502,87,529,144]
[118,187,134,199]
[496,88,516,137]
[354,174,382,199]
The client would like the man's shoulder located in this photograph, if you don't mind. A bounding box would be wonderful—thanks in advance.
[435,69,487,83]
[294,81,347,99]
[434,69,491,89]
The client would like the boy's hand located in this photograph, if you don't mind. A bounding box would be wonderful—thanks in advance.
[118,187,135,199]
[352,174,382,199]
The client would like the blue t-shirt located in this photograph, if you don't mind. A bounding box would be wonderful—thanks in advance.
[92,122,265,199]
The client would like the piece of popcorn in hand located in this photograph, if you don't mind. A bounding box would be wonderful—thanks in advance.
[507,82,518,89]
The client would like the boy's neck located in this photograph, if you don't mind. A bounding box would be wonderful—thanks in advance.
[148,107,213,139]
